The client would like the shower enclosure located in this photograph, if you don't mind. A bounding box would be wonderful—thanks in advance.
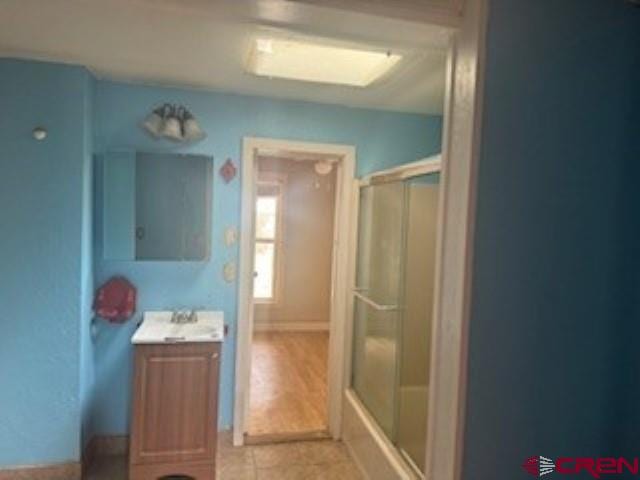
[351,167,440,476]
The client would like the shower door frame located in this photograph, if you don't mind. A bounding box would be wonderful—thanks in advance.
[347,156,442,477]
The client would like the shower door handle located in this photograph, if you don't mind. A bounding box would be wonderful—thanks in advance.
[353,291,398,312]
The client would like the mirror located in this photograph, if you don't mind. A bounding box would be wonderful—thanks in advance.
[102,152,212,261]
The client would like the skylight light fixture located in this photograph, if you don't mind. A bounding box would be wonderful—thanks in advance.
[246,38,402,87]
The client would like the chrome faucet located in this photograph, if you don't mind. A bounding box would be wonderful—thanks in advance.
[171,310,198,324]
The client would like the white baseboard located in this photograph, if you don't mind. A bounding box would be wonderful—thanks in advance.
[254,321,330,332]
[0,462,81,480]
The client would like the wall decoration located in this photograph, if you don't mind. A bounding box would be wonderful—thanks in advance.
[93,276,137,323]
[219,158,237,183]
[141,103,206,142]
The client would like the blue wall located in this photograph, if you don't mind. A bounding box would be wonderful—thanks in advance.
[91,81,442,436]
[79,72,95,450]
[462,0,640,477]
[0,59,94,466]
[4,2,638,471]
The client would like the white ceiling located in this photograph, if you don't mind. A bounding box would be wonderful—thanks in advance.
[0,0,451,114]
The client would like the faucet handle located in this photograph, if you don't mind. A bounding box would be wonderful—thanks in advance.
[171,310,190,324]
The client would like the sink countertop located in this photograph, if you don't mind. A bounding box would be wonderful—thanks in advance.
[132,311,224,344]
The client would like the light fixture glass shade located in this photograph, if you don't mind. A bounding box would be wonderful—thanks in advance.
[142,104,206,143]
[314,160,333,175]
[142,108,163,137]
[161,113,183,141]
[183,116,206,142]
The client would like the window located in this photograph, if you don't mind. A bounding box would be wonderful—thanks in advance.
[253,182,283,302]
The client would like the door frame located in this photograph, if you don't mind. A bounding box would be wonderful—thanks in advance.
[234,136,356,446]
[232,3,489,477]
[424,1,488,479]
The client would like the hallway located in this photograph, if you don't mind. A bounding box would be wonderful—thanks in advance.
[248,332,329,437]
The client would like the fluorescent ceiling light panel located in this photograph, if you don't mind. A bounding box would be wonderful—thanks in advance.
[247,38,402,87]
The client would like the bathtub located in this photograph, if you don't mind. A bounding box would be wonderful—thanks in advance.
[342,389,423,480]
[396,385,429,474]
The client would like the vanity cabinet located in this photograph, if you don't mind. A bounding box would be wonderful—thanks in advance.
[129,342,221,480]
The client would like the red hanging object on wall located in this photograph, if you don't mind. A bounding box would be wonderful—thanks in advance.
[219,158,237,183]
[93,276,137,323]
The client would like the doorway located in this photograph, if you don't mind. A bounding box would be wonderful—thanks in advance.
[234,138,356,446]
[230,7,487,472]
[248,155,337,440]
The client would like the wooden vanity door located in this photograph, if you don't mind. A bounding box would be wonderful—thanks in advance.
[130,343,220,467]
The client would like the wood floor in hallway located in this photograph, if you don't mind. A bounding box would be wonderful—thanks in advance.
[248,331,329,437]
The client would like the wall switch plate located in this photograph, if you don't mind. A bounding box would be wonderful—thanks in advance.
[223,261,236,283]
[224,226,238,246]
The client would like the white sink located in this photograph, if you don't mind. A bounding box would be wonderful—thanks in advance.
[132,311,224,344]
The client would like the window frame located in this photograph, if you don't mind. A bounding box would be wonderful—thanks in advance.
[253,175,286,304]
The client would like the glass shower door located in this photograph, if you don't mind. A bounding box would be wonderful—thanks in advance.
[351,181,406,438]
[351,171,440,476]
[396,174,440,474]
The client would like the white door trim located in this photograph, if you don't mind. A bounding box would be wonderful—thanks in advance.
[424,1,488,479]
[288,0,465,28]
[234,136,356,446]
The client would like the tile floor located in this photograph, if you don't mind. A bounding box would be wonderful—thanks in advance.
[85,432,363,480]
